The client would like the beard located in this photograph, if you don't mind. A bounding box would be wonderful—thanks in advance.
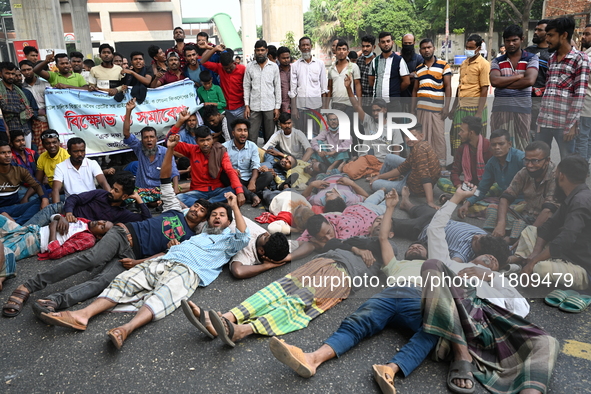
[256,55,267,64]
[401,45,415,62]
[554,178,567,204]
[583,41,591,50]
[186,125,198,135]
[422,54,433,61]
[141,145,158,157]
[405,250,424,260]
[301,51,312,60]
[205,225,224,235]
[532,36,542,44]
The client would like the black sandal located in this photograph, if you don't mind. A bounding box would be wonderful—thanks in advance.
[447,360,475,394]
[181,299,215,339]
[209,310,236,348]
[2,289,30,317]
[32,299,59,319]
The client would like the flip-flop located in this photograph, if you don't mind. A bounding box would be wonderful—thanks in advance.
[181,299,215,339]
[39,311,87,331]
[2,288,30,317]
[209,311,236,348]
[372,364,396,394]
[544,289,579,307]
[269,337,314,378]
[558,294,591,313]
[32,299,59,319]
[107,328,128,349]
[438,193,453,205]
[447,360,475,394]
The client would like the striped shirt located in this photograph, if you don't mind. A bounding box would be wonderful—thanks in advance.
[243,60,282,112]
[357,54,376,98]
[415,57,451,112]
[369,52,409,99]
[491,51,539,113]
[538,48,590,133]
[163,227,250,286]
[418,220,486,263]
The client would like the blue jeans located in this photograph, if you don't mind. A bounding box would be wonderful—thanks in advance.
[177,186,234,206]
[1,200,42,225]
[359,189,387,216]
[324,286,438,377]
[225,106,246,124]
[23,202,64,227]
[371,154,409,193]
[576,116,591,162]
[536,127,575,161]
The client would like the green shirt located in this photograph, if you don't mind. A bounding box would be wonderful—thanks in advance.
[381,257,424,287]
[47,71,87,88]
[197,84,226,112]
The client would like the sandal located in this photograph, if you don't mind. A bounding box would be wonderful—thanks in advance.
[107,327,128,349]
[39,311,87,331]
[209,310,236,348]
[2,288,30,317]
[558,294,591,313]
[447,360,475,394]
[372,365,396,394]
[544,289,579,307]
[181,299,215,339]
[269,337,315,378]
[32,299,59,319]
[438,193,453,205]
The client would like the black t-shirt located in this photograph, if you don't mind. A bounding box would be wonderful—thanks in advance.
[525,45,551,90]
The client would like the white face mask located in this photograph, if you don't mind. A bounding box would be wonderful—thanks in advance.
[465,49,476,57]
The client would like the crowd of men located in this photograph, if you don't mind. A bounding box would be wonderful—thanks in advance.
[0,15,590,394]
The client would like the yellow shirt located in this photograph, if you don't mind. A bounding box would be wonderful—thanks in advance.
[37,148,70,187]
[458,54,490,108]
[381,257,424,287]
[288,159,311,190]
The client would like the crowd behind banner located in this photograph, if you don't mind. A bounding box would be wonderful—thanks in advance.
[0,16,590,394]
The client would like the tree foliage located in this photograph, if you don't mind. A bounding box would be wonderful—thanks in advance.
[280,31,301,58]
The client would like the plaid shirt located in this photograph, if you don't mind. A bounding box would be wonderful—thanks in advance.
[538,48,589,133]
[357,53,376,98]
[0,85,31,134]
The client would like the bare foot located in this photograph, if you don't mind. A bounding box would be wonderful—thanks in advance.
[0,277,5,291]
[251,195,261,207]
[399,186,413,211]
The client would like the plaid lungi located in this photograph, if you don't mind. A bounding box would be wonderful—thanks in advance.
[0,215,40,261]
[31,120,49,153]
[490,111,531,152]
[483,202,529,239]
[0,246,17,278]
[230,257,351,336]
[421,260,559,394]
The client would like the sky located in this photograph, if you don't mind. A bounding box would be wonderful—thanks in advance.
[180,0,310,30]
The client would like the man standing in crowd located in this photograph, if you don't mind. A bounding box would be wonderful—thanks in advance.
[34,53,88,89]
[183,45,202,88]
[0,62,33,141]
[328,39,361,122]
[525,19,551,139]
[537,17,589,160]
[490,25,539,151]
[151,52,184,87]
[148,45,167,77]
[166,27,195,70]
[357,35,377,109]
[69,51,85,74]
[243,40,281,143]
[400,34,423,104]
[368,32,410,111]
[449,34,490,151]
[23,47,38,63]
[19,60,50,151]
[277,46,292,113]
[412,38,452,166]
[289,36,328,134]
[576,23,591,165]
[52,138,110,203]
[88,44,125,96]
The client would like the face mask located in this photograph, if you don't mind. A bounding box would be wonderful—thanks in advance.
[328,125,339,132]
[465,49,476,57]
[527,166,546,179]
[402,44,415,53]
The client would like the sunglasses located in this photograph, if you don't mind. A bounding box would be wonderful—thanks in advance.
[41,133,59,140]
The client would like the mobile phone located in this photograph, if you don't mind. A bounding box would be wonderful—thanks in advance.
[461,183,480,196]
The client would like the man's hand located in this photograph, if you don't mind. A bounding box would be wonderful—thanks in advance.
[440,108,449,120]
[344,74,352,89]
[88,85,98,92]
[352,247,376,267]
[65,212,77,223]
[126,98,137,112]
[458,201,470,219]
[57,216,70,235]
[491,224,506,238]
[108,88,118,96]
[520,258,537,276]
[247,181,256,193]
[224,192,239,208]
[54,83,68,89]
[214,44,226,52]
[447,108,455,120]
[385,189,399,208]
[40,197,50,209]
[310,180,329,189]
[103,167,116,176]
[129,191,143,204]
[273,109,280,121]
[427,202,440,210]
[121,68,135,76]
[120,258,140,270]
[292,107,299,120]
[168,133,180,148]
[177,108,191,124]
[236,192,246,207]
[453,182,476,201]
[564,125,577,142]
[167,239,181,249]
[45,52,55,63]
[261,256,287,266]
[244,106,251,119]
[458,266,493,282]
[336,177,354,186]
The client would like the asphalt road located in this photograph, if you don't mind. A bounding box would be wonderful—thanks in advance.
[1,140,591,394]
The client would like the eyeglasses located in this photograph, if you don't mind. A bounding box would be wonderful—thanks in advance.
[41,133,59,140]
[523,157,548,165]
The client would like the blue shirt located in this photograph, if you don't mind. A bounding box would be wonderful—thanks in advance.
[223,139,260,181]
[163,227,250,286]
[418,220,486,263]
[178,127,197,145]
[185,66,201,85]
[466,147,525,205]
[123,134,179,189]
[129,209,195,257]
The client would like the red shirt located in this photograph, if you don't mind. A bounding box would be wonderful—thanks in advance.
[202,62,246,110]
[172,137,244,194]
[159,70,185,86]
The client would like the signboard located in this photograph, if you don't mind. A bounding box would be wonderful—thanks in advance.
[13,39,38,62]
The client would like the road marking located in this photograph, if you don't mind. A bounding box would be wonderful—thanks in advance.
[562,340,591,361]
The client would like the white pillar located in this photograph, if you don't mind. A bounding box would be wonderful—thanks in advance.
[10,0,65,50]
[240,0,257,59]
[262,0,303,44]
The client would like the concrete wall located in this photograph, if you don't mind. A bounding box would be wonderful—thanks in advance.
[261,0,303,44]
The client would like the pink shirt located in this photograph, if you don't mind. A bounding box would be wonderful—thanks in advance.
[297,204,377,242]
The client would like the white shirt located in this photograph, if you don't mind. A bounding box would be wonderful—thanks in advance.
[289,57,329,109]
[229,218,295,266]
[53,157,103,198]
[427,201,530,317]
[244,60,282,112]
[328,60,361,105]
[582,47,591,118]
[38,214,89,252]
[263,128,311,159]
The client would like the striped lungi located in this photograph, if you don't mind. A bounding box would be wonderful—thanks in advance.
[101,259,199,320]
[417,109,447,166]
[490,111,531,151]
[483,202,529,239]
[230,257,351,336]
[451,106,488,152]
[31,120,49,153]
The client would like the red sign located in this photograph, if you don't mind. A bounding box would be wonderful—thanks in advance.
[14,40,38,62]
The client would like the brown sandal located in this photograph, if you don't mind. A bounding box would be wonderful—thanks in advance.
[2,288,30,317]
[107,327,128,349]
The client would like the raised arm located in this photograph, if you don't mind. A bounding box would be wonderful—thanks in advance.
[345,74,365,122]
[33,52,53,81]
[379,189,398,266]
[123,98,136,139]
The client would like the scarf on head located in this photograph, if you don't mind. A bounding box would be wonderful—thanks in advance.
[0,81,34,125]
[462,134,485,183]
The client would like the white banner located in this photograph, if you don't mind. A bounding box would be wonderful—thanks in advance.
[45,79,198,156]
